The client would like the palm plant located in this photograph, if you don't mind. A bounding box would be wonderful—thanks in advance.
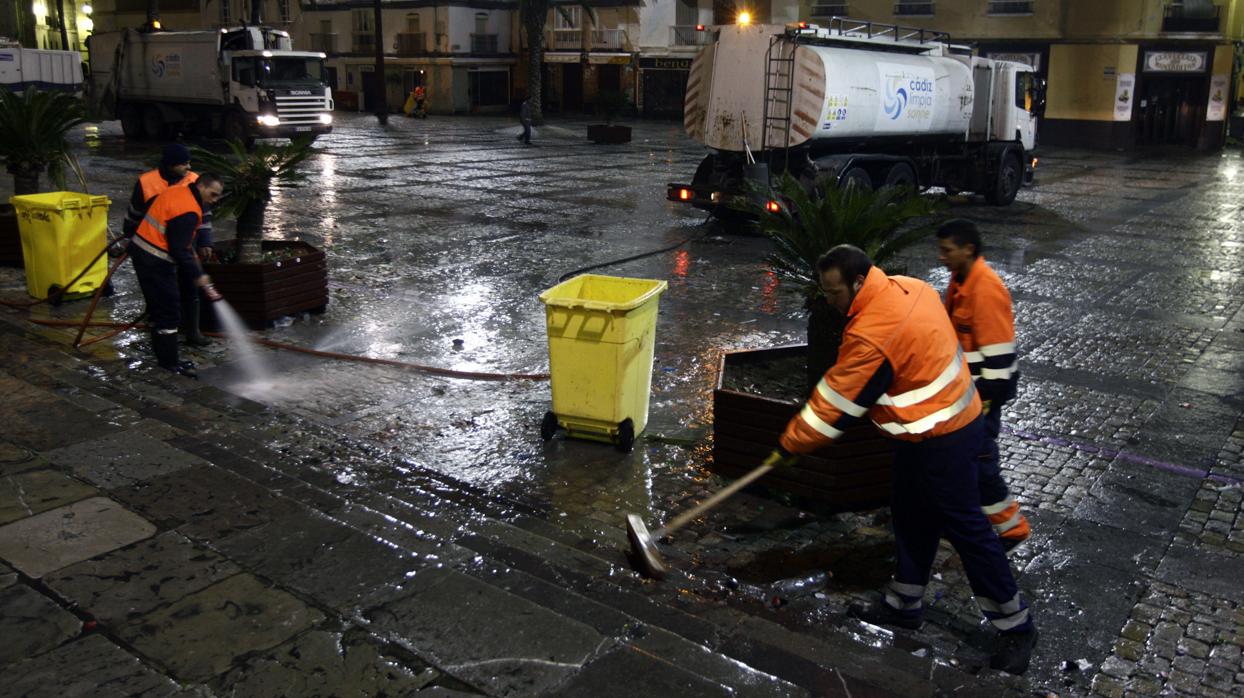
[518,0,596,125]
[0,88,87,195]
[745,172,944,390]
[189,136,315,265]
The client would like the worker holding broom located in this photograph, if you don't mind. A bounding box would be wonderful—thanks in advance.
[771,244,1037,675]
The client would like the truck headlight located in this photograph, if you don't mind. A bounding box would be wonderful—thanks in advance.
[257,114,280,127]
[318,113,333,125]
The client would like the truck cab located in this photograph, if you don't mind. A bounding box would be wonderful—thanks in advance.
[225,49,334,140]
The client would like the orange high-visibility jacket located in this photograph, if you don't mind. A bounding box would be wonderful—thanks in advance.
[780,267,981,454]
[139,169,199,204]
[134,185,202,263]
[944,255,1019,404]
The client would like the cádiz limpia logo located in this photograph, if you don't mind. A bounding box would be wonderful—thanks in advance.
[884,73,934,122]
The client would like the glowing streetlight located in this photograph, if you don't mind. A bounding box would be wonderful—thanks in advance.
[737,10,751,25]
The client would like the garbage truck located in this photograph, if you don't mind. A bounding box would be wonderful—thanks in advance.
[0,39,84,94]
[668,18,1044,214]
[86,25,333,142]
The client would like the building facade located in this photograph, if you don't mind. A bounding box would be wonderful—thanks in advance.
[807,0,1244,149]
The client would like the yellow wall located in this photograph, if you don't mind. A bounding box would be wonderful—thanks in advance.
[1045,44,1138,121]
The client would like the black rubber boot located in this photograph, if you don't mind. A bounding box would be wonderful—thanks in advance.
[152,331,197,379]
[848,598,923,631]
[990,628,1038,675]
[180,296,211,347]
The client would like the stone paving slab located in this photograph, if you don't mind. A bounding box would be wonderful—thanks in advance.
[0,559,14,589]
[117,572,325,682]
[109,463,305,540]
[0,469,97,526]
[213,508,424,613]
[546,643,736,697]
[43,531,242,627]
[0,496,157,579]
[366,567,608,696]
[210,626,451,696]
[0,441,40,477]
[1154,543,1244,598]
[44,431,209,491]
[0,373,117,452]
[1,635,186,698]
[0,583,82,667]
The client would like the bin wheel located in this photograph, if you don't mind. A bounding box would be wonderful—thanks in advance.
[615,418,635,453]
[540,411,559,441]
[48,284,64,307]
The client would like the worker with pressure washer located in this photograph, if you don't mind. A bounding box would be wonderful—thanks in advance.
[129,173,225,378]
[121,143,216,347]
[936,219,1031,551]
[771,244,1037,675]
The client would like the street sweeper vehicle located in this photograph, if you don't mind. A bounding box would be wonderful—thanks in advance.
[667,17,1044,216]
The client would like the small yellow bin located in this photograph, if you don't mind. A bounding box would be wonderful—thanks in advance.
[539,274,668,452]
[9,192,111,300]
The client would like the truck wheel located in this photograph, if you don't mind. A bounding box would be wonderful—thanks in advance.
[986,155,1022,206]
[119,105,145,140]
[142,106,169,140]
[882,163,916,190]
[839,167,872,192]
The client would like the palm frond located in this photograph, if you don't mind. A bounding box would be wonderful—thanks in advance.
[188,136,316,221]
[743,172,945,302]
[0,87,87,187]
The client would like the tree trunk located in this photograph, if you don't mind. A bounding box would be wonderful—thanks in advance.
[237,200,266,265]
[9,165,42,196]
[372,0,388,124]
[522,1,547,125]
[805,298,847,397]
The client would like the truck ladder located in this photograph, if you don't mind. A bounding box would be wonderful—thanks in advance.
[761,34,798,169]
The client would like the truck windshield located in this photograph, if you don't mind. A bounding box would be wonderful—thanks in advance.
[261,58,325,86]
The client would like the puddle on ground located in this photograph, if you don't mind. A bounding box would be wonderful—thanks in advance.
[726,541,894,590]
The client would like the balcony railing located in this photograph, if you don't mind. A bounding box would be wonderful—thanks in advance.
[549,29,582,49]
[670,25,713,46]
[986,0,1033,13]
[894,1,933,15]
[470,33,499,54]
[308,32,336,53]
[1163,3,1221,32]
[352,32,375,53]
[591,28,627,50]
[810,2,849,18]
[395,32,427,54]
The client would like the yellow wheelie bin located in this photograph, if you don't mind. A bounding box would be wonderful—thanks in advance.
[9,192,111,300]
[539,274,668,453]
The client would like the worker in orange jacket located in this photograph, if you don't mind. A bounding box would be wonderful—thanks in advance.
[770,244,1037,675]
[122,143,216,346]
[130,174,226,378]
[937,219,1031,551]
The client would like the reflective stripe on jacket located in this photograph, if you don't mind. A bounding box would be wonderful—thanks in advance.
[944,255,1019,404]
[139,168,198,203]
[780,267,982,453]
[135,186,202,263]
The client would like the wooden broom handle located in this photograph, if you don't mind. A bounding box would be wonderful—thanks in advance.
[653,462,776,538]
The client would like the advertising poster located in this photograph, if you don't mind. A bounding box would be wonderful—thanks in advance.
[1207,74,1229,122]
[1114,73,1135,121]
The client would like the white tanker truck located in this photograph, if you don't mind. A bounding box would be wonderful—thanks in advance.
[668,18,1044,214]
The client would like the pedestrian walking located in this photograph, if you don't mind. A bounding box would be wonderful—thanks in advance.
[122,143,216,346]
[129,174,226,378]
[937,219,1031,550]
[517,97,533,145]
[766,244,1038,675]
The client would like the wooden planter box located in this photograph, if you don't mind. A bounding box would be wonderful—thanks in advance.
[201,239,327,330]
[587,124,632,144]
[0,205,22,266]
[713,344,893,510]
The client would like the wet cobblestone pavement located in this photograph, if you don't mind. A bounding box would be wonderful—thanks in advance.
[1,114,1242,696]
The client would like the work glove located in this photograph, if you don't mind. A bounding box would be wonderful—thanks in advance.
[981,399,992,416]
[762,447,800,469]
[201,283,223,303]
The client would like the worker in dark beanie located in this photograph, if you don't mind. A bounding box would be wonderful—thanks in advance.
[121,142,216,347]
